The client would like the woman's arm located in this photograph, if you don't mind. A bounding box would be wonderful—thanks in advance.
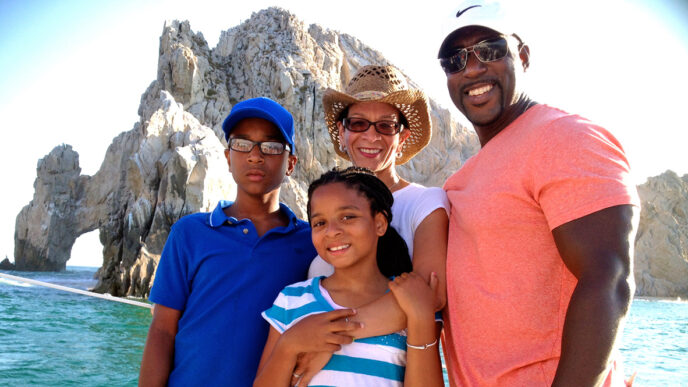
[254,309,360,387]
[139,304,181,387]
[351,208,449,338]
[409,209,448,309]
[389,272,444,387]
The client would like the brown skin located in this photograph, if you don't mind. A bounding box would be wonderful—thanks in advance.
[223,118,297,236]
[255,183,389,387]
[291,101,450,385]
[551,205,637,386]
[389,271,444,387]
[138,118,298,386]
[445,29,535,146]
[445,27,637,386]
[138,304,180,386]
[336,101,448,312]
[337,102,411,188]
[254,309,360,387]
[256,185,442,387]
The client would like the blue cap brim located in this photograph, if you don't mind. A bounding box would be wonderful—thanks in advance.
[221,108,294,149]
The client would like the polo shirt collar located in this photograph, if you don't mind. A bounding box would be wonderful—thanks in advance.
[207,200,301,229]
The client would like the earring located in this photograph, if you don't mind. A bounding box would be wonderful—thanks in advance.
[339,143,347,153]
[396,151,403,159]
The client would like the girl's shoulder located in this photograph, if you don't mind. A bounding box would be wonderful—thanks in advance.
[278,277,321,296]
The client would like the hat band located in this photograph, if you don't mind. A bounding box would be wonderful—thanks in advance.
[352,90,388,101]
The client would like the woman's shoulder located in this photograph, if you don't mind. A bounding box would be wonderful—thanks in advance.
[395,183,447,203]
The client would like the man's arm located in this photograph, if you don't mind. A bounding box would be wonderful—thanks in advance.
[139,304,181,387]
[551,204,638,386]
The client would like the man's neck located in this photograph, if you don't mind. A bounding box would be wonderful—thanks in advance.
[475,95,537,147]
[224,190,286,235]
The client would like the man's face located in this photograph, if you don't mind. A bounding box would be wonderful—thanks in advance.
[444,28,523,128]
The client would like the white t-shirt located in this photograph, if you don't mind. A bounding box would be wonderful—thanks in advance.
[308,183,449,277]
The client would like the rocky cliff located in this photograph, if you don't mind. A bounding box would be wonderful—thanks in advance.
[634,171,688,298]
[14,95,234,295]
[13,8,479,297]
[15,7,687,299]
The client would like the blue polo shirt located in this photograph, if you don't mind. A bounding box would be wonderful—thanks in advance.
[150,200,317,386]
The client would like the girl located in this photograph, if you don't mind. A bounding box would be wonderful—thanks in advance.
[254,167,443,386]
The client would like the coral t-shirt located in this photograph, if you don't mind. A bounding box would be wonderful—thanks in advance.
[442,104,639,386]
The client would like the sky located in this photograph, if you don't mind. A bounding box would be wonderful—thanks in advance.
[1,0,686,267]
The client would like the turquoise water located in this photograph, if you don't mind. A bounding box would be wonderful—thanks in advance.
[0,267,152,386]
[621,298,688,385]
[1,267,686,386]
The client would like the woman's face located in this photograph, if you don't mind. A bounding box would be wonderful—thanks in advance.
[337,102,411,174]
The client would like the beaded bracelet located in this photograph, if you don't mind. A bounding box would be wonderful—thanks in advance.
[406,338,438,350]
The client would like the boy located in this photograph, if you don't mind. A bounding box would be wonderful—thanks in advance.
[139,97,317,386]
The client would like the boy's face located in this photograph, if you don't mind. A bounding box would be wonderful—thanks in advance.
[224,117,297,198]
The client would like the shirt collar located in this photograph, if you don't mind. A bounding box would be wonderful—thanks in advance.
[207,200,301,229]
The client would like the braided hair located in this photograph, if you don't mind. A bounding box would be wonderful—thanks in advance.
[307,166,412,278]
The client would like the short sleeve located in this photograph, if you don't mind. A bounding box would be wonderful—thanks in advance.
[261,281,310,334]
[406,186,450,233]
[149,223,191,311]
[262,293,290,334]
[262,279,328,334]
[530,116,639,230]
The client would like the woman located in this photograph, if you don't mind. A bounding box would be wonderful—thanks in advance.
[312,64,448,324]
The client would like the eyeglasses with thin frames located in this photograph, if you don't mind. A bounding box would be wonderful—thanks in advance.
[228,138,291,155]
[439,36,510,74]
[343,117,402,136]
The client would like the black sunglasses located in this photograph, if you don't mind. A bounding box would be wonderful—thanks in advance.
[228,138,291,155]
[343,117,402,136]
[439,36,509,74]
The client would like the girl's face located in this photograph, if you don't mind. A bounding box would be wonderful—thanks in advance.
[309,182,387,271]
[337,102,411,174]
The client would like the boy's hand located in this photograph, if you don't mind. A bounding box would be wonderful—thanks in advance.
[388,272,438,323]
[278,308,361,356]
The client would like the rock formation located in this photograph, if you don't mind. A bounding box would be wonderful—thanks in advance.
[14,145,87,271]
[13,8,688,299]
[15,93,236,295]
[634,171,688,298]
[0,257,14,270]
[14,8,479,297]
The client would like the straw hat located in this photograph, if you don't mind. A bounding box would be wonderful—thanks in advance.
[322,65,431,165]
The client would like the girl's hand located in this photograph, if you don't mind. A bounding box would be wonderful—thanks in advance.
[388,272,439,323]
[277,308,361,356]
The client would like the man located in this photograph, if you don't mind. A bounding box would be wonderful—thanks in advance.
[439,4,639,386]
[138,97,324,386]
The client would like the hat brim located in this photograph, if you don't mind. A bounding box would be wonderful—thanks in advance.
[221,108,294,150]
[322,88,431,165]
[438,25,506,58]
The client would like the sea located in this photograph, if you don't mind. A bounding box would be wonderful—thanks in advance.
[1,267,686,386]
